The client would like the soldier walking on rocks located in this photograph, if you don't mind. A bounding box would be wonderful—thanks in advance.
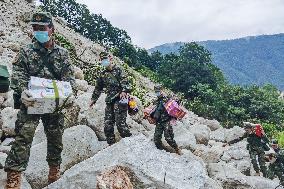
[152,85,182,155]
[267,139,284,186]
[4,12,75,189]
[90,52,132,145]
[223,122,269,177]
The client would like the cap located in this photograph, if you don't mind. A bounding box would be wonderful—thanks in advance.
[30,12,53,26]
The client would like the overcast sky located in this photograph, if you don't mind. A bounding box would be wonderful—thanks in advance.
[76,0,284,49]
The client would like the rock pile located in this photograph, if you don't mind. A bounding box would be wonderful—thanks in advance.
[0,0,283,189]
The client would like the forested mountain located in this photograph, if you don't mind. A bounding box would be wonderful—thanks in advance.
[149,34,284,89]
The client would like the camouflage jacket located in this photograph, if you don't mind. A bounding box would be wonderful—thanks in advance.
[228,132,269,150]
[11,41,75,108]
[152,95,172,123]
[91,65,131,104]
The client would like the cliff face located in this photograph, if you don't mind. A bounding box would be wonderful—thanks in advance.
[0,1,283,189]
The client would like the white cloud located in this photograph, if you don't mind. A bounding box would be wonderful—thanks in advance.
[76,0,284,48]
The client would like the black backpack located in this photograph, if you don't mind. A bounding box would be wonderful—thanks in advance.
[0,65,10,93]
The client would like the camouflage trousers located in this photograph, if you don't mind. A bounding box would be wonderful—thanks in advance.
[269,162,284,185]
[104,100,132,145]
[249,147,268,177]
[4,108,64,172]
[154,121,178,150]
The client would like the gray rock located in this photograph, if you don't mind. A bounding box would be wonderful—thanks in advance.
[210,128,226,142]
[25,125,108,189]
[194,145,224,163]
[225,126,245,143]
[188,124,211,145]
[173,124,197,151]
[221,141,249,162]
[202,119,221,131]
[0,91,12,108]
[0,107,18,135]
[46,135,210,189]
[75,79,88,92]
[208,162,280,189]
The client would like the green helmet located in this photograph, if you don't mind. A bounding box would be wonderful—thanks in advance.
[30,12,53,26]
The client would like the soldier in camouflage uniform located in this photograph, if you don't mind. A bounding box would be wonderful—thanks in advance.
[224,123,269,177]
[4,12,75,189]
[267,139,284,186]
[152,85,181,155]
[90,52,132,145]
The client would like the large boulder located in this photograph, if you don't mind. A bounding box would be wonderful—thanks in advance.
[202,119,221,131]
[25,125,108,189]
[173,124,197,151]
[225,126,245,142]
[86,94,106,140]
[46,135,211,189]
[221,141,249,162]
[208,162,281,189]
[74,79,88,92]
[210,128,226,142]
[188,124,211,145]
[194,145,224,163]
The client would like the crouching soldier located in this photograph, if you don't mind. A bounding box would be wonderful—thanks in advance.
[223,122,269,177]
[4,12,75,189]
[267,139,284,186]
[152,85,182,155]
[90,52,132,145]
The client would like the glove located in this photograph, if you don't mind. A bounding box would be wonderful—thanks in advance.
[21,90,35,107]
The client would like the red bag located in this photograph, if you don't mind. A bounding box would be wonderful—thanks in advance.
[254,124,264,137]
[164,99,186,119]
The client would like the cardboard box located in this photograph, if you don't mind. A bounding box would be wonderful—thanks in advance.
[27,77,73,114]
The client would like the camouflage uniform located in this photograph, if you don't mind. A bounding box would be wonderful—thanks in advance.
[4,41,75,172]
[152,95,178,150]
[268,148,284,185]
[228,132,269,177]
[92,64,132,145]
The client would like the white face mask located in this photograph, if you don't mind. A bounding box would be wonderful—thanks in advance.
[101,59,110,67]
[155,91,161,96]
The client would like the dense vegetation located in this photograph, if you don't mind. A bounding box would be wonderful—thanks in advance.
[40,0,284,143]
[149,34,284,90]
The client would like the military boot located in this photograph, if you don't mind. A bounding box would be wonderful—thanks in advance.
[5,170,22,189]
[48,166,60,184]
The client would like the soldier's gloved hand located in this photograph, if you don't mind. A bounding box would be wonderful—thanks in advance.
[21,90,35,107]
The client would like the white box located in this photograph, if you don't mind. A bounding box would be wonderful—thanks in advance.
[27,77,73,115]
